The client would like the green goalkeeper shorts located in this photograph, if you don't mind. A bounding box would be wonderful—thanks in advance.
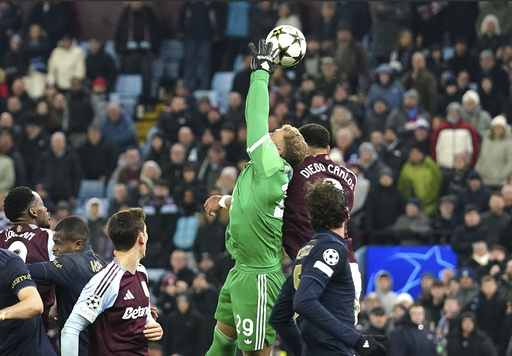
[214,261,285,351]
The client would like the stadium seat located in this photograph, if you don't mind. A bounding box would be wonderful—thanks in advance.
[192,90,218,108]
[211,71,235,113]
[113,75,143,96]
[78,40,89,55]
[103,40,120,69]
[105,180,117,199]
[78,180,105,200]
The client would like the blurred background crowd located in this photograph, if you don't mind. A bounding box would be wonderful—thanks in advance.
[1,1,512,355]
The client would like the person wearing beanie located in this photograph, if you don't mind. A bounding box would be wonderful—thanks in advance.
[359,142,392,188]
[398,142,442,216]
[386,88,430,141]
[475,115,512,188]
[461,89,492,137]
[446,310,497,356]
[430,101,480,169]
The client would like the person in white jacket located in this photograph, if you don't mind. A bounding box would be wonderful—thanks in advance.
[46,35,85,91]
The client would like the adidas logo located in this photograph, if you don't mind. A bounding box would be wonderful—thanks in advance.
[124,290,135,300]
[363,340,370,348]
[244,339,252,345]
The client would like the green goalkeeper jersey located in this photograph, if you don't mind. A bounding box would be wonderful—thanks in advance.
[226,70,292,268]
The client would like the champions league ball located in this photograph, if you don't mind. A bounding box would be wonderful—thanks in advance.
[265,25,307,67]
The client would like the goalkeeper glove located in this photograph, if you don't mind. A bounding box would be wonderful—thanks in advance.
[353,334,387,356]
[248,39,280,74]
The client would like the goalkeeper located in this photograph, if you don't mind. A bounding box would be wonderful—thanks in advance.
[203,39,308,356]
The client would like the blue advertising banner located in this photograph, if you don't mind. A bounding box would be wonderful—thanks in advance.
[364,245,457,298]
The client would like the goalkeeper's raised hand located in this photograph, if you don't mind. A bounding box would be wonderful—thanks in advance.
[248,39,280,74]
[353,334,387,356]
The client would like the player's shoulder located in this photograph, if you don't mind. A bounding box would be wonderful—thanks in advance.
[90,260,124,285]
[0,247,22,265]
[136,263,148,277]
[310,232,348,257]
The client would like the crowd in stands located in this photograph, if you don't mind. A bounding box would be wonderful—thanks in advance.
[2,1,512,355]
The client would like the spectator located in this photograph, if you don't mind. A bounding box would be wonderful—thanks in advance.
[371,2,411,65]
[425,43,446,87]
[77,124,119,182]
[434,296,461,354]
[0,127,26,187]
[419,279,446,329]
[90,77,109,127]
[0,151,14,194]
[333,21,368,93]
[460,90,492,138]
[374,271,397,315]
[158,96,197,144]
[101,102,138,151]
[113,2,160,105]
[116,146,142,191]
[397,143,442,216]
[364,168,406,243]
[106,182,128,218]
[454,170,492,224]
[445,2,479,49]
[358,142,391,188]
[366,63,405,117]
[330,83,365,128]
[358,306,390,350]
[145,130,170,167]
[446,311,497,356]
[388,303,436,356]
[36,131,83,205]
[162,294,205,356]
[174,163,207,208]
[400,51,438,115]
[377,128,406,181]
[46,34,85,92]
[248,1,278,45]
[221,2,251,71]
[499,260,512,305]
[431,102,480,169]
[389,28,416,74]
[275,3,302,30]
[386,88,429,141]
[85,197,111,259]
[313,2,337,56]
[193,212,227,264]
[405,118,431,155]
[167,250,197,287]
[451,205,488,265]
[161,143,186,191]
[180,2,223,91]
[85,39,117,93]
[302,91,330,130]
[223,92,245,129]
[18,114,50,188]
[336,2,371,42]
[189,273,218,351]
[440,152,470,197]
[363,99,389,140]
[297,37,321,81]
[481,193,512,248]
[436,78,463,116]
[62,77,94,148]
[447,38,474,76]
[197,143,232,193]
[472,15,506,60]
[329,104,361,145]
[17,23,49,99]
[478,76,505,118]
[25,1,69,50]
[140,160,162,187]
[411,2,447,49]
[391,198,432,245]
[475,49,510,98]
[431,195,457,244]
[471,275,508,352]
[46,91,65,133]
[461,241,491,283]
[315,57,339,99]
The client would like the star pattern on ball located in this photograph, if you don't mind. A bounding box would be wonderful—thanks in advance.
[323,248,339,266]
[86,295,101,311]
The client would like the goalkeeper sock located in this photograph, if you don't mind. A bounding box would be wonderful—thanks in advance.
[205,325,237,356]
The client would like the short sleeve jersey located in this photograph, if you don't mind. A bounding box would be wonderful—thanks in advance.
[0,224,55,324]
[0,249,55,356]
[226,70,292,267]
[70,258,151,356]
[283,155,357,260]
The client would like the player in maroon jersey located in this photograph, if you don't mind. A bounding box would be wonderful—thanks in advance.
[61,208,163,356]
[0,186,54,330]
[282,123,362,318]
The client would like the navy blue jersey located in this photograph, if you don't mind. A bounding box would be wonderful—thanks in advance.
[270,231,359,356]
[0,249,56,356]
[28,246,105,356]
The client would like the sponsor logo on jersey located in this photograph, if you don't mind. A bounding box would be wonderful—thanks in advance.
[296,244,313,260]
[122,306,151,320]
[86,295,101,311]
[124,290,135,300]
[11,273,31,289]
[323,249,339,266]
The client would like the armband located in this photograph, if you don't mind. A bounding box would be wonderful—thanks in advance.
[219,195,230,209]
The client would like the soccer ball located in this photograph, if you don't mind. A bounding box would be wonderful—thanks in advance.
[265,25,307,67]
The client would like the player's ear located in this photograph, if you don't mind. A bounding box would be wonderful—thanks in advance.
[28,206,37,218]
[138,232,146,245]
[75,239,84,250]
[326,145,331,154]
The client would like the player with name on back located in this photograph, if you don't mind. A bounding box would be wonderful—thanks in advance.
[27,216,106,356]
[0,186,55,331]
[269,180,387,356]
[61,208,163,356]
